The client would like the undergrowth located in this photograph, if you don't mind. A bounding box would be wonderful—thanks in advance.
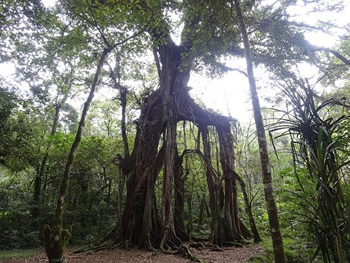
[0,248,42,260]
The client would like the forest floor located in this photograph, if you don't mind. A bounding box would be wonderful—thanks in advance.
[1,244,264,263]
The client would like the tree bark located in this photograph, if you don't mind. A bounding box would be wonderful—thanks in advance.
[233,0,285,261]
[174,147,190,241]
[160,118,180,250]
[236,176,261,242]
[32,93,68,223]
[217,125,243,241]
[43,48,111,262]
[119,90,164,248]
[109,60,130,158]
[201,126,224,245]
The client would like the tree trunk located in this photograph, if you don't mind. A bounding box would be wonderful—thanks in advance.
[109,59,129,158]
[196,194,206,232]
[174,147,189,241]
[236,176,261,242]
[201,126,224,245]
[119,92,164,248]
[43,48,111,262]
[160,118,180,250]
[233,0,285,261]
[32,93,68,223]
[217,125,244,241]
[114,163,125,240]
[110,61,129,240]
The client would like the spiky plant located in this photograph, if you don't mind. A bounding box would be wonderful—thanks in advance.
[270,77,350,263]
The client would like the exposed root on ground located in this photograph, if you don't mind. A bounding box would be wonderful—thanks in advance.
[177,244,203,262]
[74,240,114,254]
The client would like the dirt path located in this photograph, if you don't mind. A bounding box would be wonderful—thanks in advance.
[2,245,264,263]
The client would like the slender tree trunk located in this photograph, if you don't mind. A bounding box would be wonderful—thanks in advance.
[195,194,207,233]
[218,126,242,241]
[107,179,111,207]
[160,118,180,249]
[32,93,68,222]
[109,58,130,158]
[43,48,111,263]
[237,176,261,242]
[201,126,224,245]
[233,0,285,261]
[187,195,193,235]
[120,87,129,158]
[115,164,124,240]
[174,147,189,241]
[109,61,130,239]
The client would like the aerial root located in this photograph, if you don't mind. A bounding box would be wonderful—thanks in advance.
[114,240,132,249]
[146,243,157,252]
[160,232,181,252]
[177,244,203,262]
[189,242,206,249]
[74,240,113,254]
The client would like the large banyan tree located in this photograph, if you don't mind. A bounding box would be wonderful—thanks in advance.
[106,0,259,249]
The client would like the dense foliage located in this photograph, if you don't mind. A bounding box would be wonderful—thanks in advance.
[0,0,349,262]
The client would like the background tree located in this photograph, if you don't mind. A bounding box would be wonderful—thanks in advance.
[233,0,285,261]
[1,1,350,262]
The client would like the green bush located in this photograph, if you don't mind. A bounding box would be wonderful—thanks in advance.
[21,231,41,248]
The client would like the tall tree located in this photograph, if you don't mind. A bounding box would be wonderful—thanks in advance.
[232,0,286,262]
[42,47,112,263]
[3,0,349,258]
[41,0,144,260]
[113,0,254,250]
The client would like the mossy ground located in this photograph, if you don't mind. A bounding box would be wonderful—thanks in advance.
[0,248,42,260]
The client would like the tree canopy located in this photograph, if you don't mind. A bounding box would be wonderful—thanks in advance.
[0,0,349,262]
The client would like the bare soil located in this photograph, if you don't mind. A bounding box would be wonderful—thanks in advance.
[2,245,264,263]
